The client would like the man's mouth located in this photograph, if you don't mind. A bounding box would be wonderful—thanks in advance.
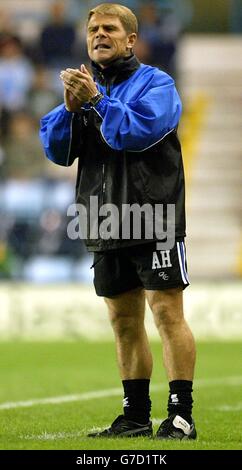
[94,44,111,50]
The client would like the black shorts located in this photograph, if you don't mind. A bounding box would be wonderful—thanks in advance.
[92,240,190,297]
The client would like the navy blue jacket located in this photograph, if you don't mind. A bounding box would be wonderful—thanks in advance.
[39,55,186,251]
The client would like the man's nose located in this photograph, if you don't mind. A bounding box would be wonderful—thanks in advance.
[95,27,107,38]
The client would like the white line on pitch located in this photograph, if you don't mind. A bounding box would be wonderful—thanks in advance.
[22,431,83,441]
[22,419,165,441]
[215,402,242,411]
[0,376,242,411]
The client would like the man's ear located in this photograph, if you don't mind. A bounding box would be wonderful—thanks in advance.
[127,33,137,50]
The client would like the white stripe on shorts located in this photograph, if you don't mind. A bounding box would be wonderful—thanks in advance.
[181,241,190,283]
[176,241,189,285]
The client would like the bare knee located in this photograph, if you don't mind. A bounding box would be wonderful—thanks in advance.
[108,309,142,340]
[152,302,181,332]
[104,288,145,340]
[147,289,184,332]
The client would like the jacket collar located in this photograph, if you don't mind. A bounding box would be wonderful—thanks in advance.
[91,54,140,86]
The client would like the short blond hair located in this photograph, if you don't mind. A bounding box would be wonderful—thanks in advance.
[87,3,138,34]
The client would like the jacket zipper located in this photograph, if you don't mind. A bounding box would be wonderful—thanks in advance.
[106,81,111,96]
[102,163,106,195]
[101,80,111,207]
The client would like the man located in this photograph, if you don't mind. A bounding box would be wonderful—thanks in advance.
[39,3,196,440]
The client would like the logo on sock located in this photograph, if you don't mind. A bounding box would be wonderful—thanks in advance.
[123,397,129,408]
[171,393,179,404]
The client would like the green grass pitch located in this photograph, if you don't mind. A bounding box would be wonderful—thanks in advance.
[0,341,241,450]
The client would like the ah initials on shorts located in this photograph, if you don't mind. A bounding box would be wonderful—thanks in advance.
[152,250,172,269]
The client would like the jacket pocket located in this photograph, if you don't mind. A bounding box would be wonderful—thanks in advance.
[133,159,168,204]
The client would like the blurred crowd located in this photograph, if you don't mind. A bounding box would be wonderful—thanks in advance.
[0,0,192,280]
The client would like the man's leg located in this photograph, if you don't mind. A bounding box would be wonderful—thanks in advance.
[105,287,153,424]
[145,288,195,381]
[145,287,197,439]
[88,287,153,437]
[105,287,152,380]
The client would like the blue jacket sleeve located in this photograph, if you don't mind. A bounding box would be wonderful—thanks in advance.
[39,103,81,166]
[94,71,182,151]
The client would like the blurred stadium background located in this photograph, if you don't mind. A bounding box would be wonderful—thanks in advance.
[0,0,242,451]
[0,0,241,341]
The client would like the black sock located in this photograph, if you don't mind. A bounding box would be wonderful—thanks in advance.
[167,380,193,424]
[122,379,151,424]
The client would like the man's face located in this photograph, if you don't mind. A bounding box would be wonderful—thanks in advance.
[87,14,136,67]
